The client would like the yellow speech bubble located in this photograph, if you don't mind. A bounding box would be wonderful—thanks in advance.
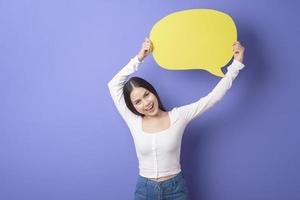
[149,9,237,77]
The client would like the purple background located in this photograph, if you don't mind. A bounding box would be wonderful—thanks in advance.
[0,0,299,199]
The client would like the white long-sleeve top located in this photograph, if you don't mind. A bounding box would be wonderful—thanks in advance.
[108,56,245,178]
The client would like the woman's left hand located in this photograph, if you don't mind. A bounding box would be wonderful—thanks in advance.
[233,41,245,63]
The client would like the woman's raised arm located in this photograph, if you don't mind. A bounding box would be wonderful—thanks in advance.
[177,41,245,123]
[107,38,153,125]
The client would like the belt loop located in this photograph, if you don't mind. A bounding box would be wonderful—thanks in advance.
[172,174,176,187]
[145,176,149,186]
[145,178,148,199]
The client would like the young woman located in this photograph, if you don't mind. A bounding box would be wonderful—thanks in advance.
[108,38,245,200]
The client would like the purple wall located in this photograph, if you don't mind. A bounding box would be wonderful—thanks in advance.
[1,0,299,199]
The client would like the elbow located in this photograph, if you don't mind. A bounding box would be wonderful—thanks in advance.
[107,80,113,89]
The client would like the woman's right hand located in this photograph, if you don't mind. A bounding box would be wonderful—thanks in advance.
[137,37,153,62]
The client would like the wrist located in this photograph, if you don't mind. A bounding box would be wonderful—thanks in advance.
[235,55,244,63]
[137,53,145,62]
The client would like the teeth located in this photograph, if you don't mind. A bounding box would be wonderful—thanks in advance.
[146,103,153,111]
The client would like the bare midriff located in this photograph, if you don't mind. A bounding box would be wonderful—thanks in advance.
[149,173,178,182]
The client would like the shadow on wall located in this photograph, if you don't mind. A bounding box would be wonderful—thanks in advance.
[180,24,271,199]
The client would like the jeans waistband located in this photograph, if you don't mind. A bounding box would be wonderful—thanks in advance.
[138,172,184,187]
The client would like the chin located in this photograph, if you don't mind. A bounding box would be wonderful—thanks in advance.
[149,108,159,116]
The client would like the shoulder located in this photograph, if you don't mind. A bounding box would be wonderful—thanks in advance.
[169,107,181,123]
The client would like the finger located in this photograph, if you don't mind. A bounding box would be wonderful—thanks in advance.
[233,44,242,50]
[233,41,242,46]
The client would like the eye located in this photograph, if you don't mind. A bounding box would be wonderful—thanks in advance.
[135,100,141,105]
[144,92,149,97]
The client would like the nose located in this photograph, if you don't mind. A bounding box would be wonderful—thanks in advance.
[143,99,151,107]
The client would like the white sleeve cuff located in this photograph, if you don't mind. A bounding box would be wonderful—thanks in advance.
[232,59,245,70]
[133,55,144,64]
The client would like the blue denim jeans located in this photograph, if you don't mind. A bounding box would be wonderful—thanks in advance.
[134,172,189,200]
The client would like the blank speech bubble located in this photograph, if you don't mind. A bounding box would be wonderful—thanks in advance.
[149,9,237,77]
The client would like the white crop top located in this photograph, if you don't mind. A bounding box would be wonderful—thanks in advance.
[108,56,245,178]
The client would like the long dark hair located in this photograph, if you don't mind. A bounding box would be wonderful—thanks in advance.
[123,77,166,117]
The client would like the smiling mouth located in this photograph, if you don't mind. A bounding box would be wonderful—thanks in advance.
[145,103,154,111]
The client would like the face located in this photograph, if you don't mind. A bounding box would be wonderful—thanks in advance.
[130,87,159,117]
